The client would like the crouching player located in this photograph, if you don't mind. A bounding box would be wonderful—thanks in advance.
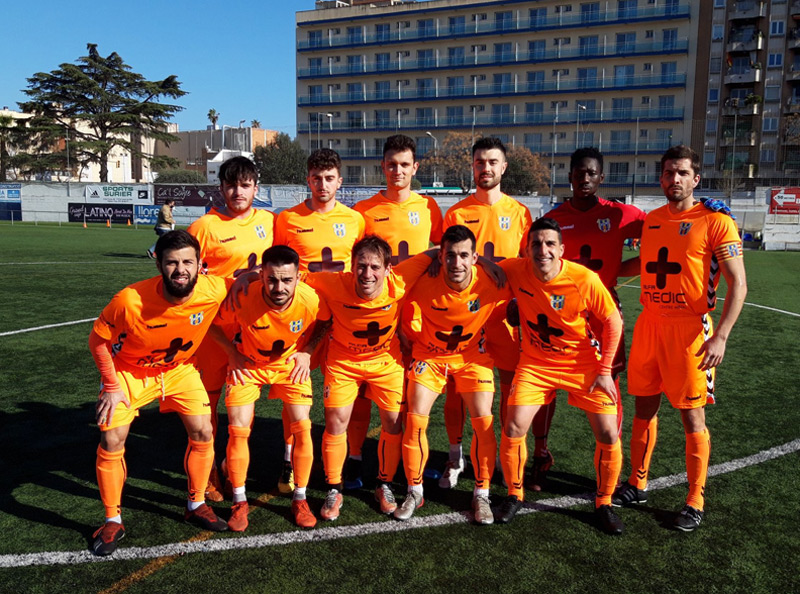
[209,245,331,531]
[90,230,229,556]
[497,218,625,535]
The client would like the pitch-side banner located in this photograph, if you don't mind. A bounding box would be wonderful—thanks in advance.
[0,183,21,202]
[770,188,800,215]
[68,203,133,224]
[84,185,149,203]
[154,184,221,207]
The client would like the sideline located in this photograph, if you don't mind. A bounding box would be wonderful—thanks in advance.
[1,438,798,569]
[0,319,96,337]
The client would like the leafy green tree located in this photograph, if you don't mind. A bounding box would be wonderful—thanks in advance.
[19,43,185,182]
[154,168,207,183]
[503,145,550,196]
[419,131,474,192]
[0,115,25,181]
[254,133,307,184]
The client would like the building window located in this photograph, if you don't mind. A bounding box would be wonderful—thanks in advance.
[309,85,323,101]
[347,82,363,101]
[530,8,546,26]
[495,10,513,31]
[642,96,651,104]
[709,88,720,103]
[494,42,513,62]
[527,71,545,91]
[581,2,600,23]
[529,39,546,60]
[768,53,783,68]
[645,29,654,38]
[524,133,543,152]
[663,28,678,50]
[614,64,634,86]
[525,102,544,123]
[347,26,363,44]
[706,118,717,134]
[417,49,435,68]
[612,97,633,118]
[347,55,363,73]
[770,20,785,36]
[713,0,724,7]
[763,118,778,132]
[710,57,721,74]
[493,73,513,92]
[446,106,464,125]
[447,76,465,95]
[374,109,391,127]
[704,151,716,166]
[415,107,435,126]
[449,16,466,34]
[579,36,599,56]
[417,19,435,37]
[346,111,363,129]
[375,53,390,72]
[761,148,776,163]
[448,46,465,66]
[712,25,724,41]
[764,85,780,102]
[618,0,638,19]
[661,61,678,83]
[417,78,435,98]
[616,32,636,53]
[577,67,598,89]
[608,161,629,182]
[308,30,322,47]
[345,166,361,184]
[376,23,390,42]
[309,58,323,75]
[375,80,391,100]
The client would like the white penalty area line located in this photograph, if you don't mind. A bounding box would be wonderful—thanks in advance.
[0,261,148,266]
[0,319,96,338]
[1,438,798,569]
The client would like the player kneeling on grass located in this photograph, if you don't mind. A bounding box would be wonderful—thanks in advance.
[208,245,331,531]
[90,230,229,557]
[398,225,509,524]
[496,218,625,535]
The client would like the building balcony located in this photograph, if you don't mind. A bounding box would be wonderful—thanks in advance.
[786,99,800,114]
[729,1,766,20]
[788,69,800,82]
[727,33,764,53]
[720,131,757,146]
[724,69,762,85]
[791,0,800,18]
[722,101,761,116]
[297,4,691,51]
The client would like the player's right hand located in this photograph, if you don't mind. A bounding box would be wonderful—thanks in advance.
[96,390,130,427]
[226,271,260,309]
[228,351,256,385]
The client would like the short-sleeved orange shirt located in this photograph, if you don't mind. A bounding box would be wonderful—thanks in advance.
[444,194,532,261]
[93,275,229,372]
[274,201,365,273]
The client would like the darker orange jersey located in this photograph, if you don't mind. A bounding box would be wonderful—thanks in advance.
[406,267,511,360]
[187,207,275,279]
[93,275,229,372]
[639,203,743,317]
[354,191,443,262]
[443,194,532,261]
[500,258,617,367]
[306,254,430,362]
[274,201,365,273]
[216,281,330,369]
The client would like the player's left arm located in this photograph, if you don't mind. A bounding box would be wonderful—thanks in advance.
[289,317,333,383]
[588,281,623,402]
[618,256,641,278]
[476,255,507,288]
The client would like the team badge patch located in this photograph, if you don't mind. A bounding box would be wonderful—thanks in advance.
[550,295,565,310]
[414,361,429,375]
[333,223,346,238]
[408,211,420,226]
[597,218,611,233]
[725,243,742,259]
[679,222,693,236]
[381,304,393,311]
[190,312,204,325]
[290,319,304,333]
[499,216,511,230]
[255,225,267,239]
[468,299,480,313]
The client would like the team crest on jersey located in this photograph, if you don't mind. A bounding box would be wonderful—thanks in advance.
[597,218,611,233]
[381,304,393,311]
[333,223,346,237]
[255,225,267,239]
[290,319,304,333]
[550,295,565,310]
[679,222,693,236]
[499,216,511,230]
[468,299,480,313]
[408,211,420,226]
[190,312,204,326]
[413,360,429,375]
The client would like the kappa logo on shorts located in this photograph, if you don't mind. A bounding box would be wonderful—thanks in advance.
[550,295,565,310]
[255,225,267,239]
[408,211,420,226]
[333,223,346,237]
[290,319,304,333]
[499,216,511,231]
[468,299,480,313]
[679,222,693,236]
[190,312,204,326]
[413,361,429,375]
[597,218,611,233]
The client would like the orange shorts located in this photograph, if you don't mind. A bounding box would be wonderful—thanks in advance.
[508,355,617,415]
[323,355,404,412]
[191,335,229,393]
[407,350,495,394]
[225,366,313,407]
[627,311,714,409]
[99,362,210,430]
[485,307,520,372]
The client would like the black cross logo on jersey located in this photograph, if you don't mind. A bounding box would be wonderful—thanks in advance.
[645,247,682,289]
[577,245,603,271]
[353,321,392,346]
[258,340,286,361]
[391,241,411,265]
[527,314,564,344]
[233,252,259,279]
[153,337,194,363]
[482,242,504,263]
[435,325,473,351]
[308,247,345,273]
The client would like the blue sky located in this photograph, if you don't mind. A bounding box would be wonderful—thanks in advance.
[1,0,313,137]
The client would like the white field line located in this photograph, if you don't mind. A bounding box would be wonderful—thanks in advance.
[0,261,147,266]
[1,438,798,569]
[0,319,97,337]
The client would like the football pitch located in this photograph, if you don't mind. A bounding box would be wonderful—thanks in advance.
[0,222,798,594]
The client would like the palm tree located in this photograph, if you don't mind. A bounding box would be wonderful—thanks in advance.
[251,119,262,129]
[207,109,219,130]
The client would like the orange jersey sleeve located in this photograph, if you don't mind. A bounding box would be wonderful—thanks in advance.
[354,191,443,262]
[274,201,365,274]
[639,203,743,317]
[92,275,228,371]
[501,258,617,367]
[444,194,532,261]
[187,207,275,279]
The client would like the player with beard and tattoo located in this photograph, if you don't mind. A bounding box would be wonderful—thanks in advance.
[89,230,231,556]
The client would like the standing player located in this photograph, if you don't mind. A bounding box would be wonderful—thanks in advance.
[397,225,509,524]
[439,137,532,487]
[90,230,229,556]
[209,246,331,530]
[613,145,747,531]
[147,198,175,258]
[188,156,274,501]
[273,148,365,493]
[529,147,646,490]
[347,134,443,488]
[496,218,624,534]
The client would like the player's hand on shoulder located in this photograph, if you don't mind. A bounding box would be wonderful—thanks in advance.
[227,270,260,309]
[287,351,311,384]
[96,389,130,427]
[477,256,506,288]
[696,334,727,371]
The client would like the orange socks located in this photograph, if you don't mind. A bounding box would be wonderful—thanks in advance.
[322,430,348,486]
[226,425,251,489]
[402,413,429,486]
[685,428,710,511]
[377,430,402,483]
[594,440,623,507]
[290,419,313,489]
[470,415,497,490]
[347,395,372,458]
[184,438,214,502]
[96,446,126,518]
[629,416,658,490]
[500,432,527,500]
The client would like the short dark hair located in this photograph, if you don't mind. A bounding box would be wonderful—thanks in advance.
[155,229,200,262]
[528,217,562,244]
[352,234,392,268]
[262,245,299,269]
[661,145,701,176]
[472,137,507,158]
[441,224,476,252]
[165,198,175,206]
[307,148,342,175]
[383,134,417,160]
[570,147,604,173]
[219,156,258,185]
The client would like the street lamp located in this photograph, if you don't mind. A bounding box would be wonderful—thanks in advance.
[551,103,559,201]
[316,112,333,150]
[470,105,479,146]
[426,131,439,186]
[576,103,586,149]
[729,99,739,199]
